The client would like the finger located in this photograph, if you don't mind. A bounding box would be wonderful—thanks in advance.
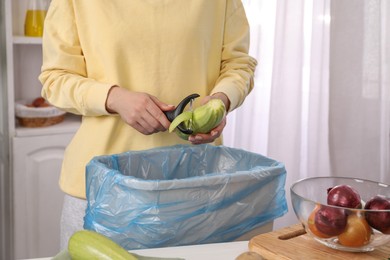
[189,135,211,144]
[136,111,164,133]
[200,96,212,105]
[122,108,159,135]
[135,104,167,132]
[145,109,168,132]
[189,131,219,144]
[145,98,171,130]
[131,121,152,135]
[149,95,175,119]
[150,95,175,111]
[188,117,226,144]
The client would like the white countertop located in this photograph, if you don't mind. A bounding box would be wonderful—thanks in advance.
[132,241,249,259]
[28,241,250,260]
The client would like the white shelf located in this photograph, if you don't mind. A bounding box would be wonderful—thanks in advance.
[13,36,42,45]
[15,114,81,137]
[3,0,79,259]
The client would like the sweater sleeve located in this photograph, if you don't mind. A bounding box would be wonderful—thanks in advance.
[211,0,257,112]
[39,0,112,116]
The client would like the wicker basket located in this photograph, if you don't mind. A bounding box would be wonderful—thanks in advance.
[16,115,65,127]
[15,100,67,128]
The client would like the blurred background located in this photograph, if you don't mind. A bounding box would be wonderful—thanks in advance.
[225,0,390,229]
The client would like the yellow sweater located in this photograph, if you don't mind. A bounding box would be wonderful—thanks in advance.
[39,0,257,199]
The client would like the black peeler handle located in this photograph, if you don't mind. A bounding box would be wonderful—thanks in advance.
[164,93,200,134]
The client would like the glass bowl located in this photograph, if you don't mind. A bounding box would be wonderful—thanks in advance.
[290,176,390,252]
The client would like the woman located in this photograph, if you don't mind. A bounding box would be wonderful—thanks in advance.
[39,0,257,249]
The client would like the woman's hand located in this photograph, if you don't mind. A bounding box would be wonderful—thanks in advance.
[188,117,227,144]
[188,92,230,145]
[105,86,174,135]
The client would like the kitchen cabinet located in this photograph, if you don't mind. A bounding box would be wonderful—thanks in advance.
[13,134,74,259]
[0,0,81,259]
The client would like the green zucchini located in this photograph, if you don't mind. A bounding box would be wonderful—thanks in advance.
[68,230,137,260]
[169,99,226,140]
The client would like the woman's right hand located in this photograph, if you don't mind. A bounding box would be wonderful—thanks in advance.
[105,86,174,135]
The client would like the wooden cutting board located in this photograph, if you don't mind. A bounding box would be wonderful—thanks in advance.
[248,224,390,260]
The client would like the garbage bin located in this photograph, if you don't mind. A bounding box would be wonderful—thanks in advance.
[84,144,288,250]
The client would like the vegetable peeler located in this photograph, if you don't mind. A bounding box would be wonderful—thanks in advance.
[164,93,200,134]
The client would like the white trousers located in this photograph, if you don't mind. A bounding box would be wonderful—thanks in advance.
[60,194,87,250]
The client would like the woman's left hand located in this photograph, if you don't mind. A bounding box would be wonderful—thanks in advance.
[188,92,229,145]
[188,116,227,144]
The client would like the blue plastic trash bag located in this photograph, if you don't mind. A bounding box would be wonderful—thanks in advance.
[84,144,287,250]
